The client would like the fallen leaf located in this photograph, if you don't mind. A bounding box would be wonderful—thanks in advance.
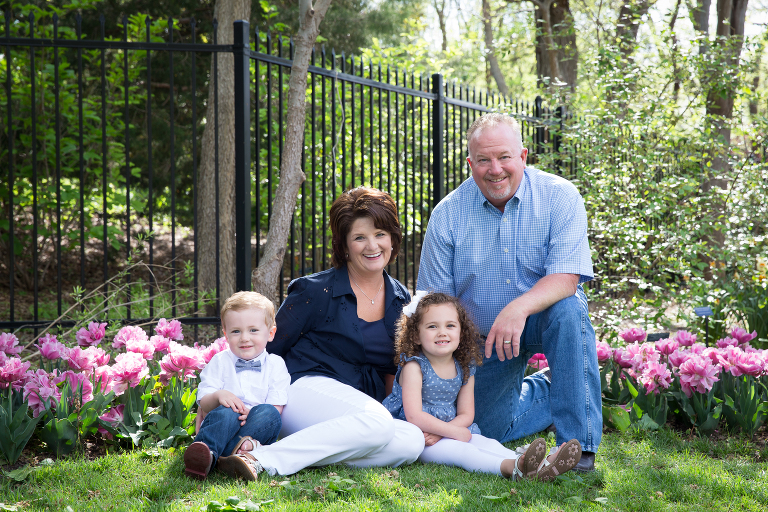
[509,488,518,495]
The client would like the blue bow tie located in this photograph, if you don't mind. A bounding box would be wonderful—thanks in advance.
[235,358,262,373]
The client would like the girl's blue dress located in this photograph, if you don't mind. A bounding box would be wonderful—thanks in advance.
[382,354,481,434]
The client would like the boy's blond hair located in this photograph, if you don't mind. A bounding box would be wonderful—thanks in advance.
[220,291,276,329]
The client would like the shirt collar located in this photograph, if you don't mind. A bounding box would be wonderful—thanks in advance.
[470,168,529,211]
[225,347,268,365]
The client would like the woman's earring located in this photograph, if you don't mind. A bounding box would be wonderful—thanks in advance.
[345,253,349,258]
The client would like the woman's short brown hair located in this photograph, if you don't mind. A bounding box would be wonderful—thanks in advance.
[329,187,401,268]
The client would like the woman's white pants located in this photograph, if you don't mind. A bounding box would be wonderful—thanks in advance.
[252,376,425,476]
[419,434,520,476]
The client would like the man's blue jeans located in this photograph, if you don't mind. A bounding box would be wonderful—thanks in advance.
[473,287,602,453]
[195,404,282,465]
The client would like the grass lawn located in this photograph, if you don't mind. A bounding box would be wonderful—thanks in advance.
[2,428,767,511]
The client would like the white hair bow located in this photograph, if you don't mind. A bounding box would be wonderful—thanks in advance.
[402,290,429,317]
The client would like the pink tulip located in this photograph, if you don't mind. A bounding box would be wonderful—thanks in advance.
[614,345,637,369]
[98,404,125,439]
[730,327,757,346]
[110,352,149,395]
[35,334,68,360]
[94,365,115,394]
[64,347,99,374]
[527,353,548,370]
[0,332,22,357]
[126,337,156,360]
[639,361,673,395]
[158,345,205,385]
[155,318,184,341]
[112,325,148,350]
[655,338,679,356]
[56,370,94,402]
[23,370,60,417]
[196,337,229,364]
[715,337,739,349]
[703,347,731,372]
[668,348,689,369]
[620,327,647,343]
[100,404,125,426]
[678,354,720,397]
[632,342,661,370]
[150,335,172,355]
[688,343,706,355]
[731,350,763,377]
[89,346,110,366]
[75,321,108,347]
[596,341,614,363]
[0,357,31,389]
[674,330,697,347]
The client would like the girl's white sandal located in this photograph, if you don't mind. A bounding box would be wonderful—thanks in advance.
[510,437,547,480]
[535,439,582,482]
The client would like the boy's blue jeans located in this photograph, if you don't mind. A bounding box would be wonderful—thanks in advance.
[195,404,282,464]
[473,289,602,454]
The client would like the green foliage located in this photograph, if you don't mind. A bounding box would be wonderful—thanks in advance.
[146,375,197,447]
[0,390,42,465]
[0,3,170,288]
[39,379,115,457]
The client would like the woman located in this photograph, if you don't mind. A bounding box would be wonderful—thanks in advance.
[221,187,424,478]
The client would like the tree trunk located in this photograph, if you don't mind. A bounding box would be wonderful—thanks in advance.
[687,0,712,55]
[700,0,749,275]
[432,0,448,53]
[197,0,250,306]
[483,0,509,96]
[615,0,657,61]
[704,0,749,179]
[251,0,333,306]
[531,0,577,90]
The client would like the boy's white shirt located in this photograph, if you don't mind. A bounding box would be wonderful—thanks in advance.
[196,348,291,408]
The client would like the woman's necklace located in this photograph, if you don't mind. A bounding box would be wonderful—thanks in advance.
[349,273,383,305]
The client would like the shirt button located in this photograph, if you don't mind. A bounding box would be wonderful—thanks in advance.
[503,218,507,222]
[504,248,509,253]
[506,279,511,284]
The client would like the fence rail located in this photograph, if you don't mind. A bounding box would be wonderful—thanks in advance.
[0,12,566,338]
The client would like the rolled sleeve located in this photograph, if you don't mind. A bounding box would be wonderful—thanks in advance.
[545,186,593,283]
[264,354,291,406]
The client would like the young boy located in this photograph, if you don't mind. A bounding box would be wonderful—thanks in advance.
[184,291,290,481]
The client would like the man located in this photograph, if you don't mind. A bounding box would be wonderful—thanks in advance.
[417,113,601,472]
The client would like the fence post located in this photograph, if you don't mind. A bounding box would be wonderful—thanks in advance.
[233,20,252,292]
[554,105,563,175]
[431,73,444,207]
[534,96,544,163]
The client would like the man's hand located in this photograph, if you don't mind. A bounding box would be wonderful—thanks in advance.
[485,274,580,361]
[423,432,443,446]
[486,301,528,361]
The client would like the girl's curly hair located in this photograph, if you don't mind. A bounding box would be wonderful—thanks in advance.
[393,292,481,383]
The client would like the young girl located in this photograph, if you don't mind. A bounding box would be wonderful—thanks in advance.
[382,292,582,480]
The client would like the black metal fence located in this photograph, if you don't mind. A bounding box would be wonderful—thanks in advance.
[0,12,567,337]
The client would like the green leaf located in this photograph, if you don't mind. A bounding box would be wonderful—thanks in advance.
[602,404,631,432]
[637,414,661,431]
[2,465,36,482]
[224,497,240,506]
[481,495,509,501]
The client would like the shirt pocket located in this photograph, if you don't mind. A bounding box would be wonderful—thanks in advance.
[517,244,547,279]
